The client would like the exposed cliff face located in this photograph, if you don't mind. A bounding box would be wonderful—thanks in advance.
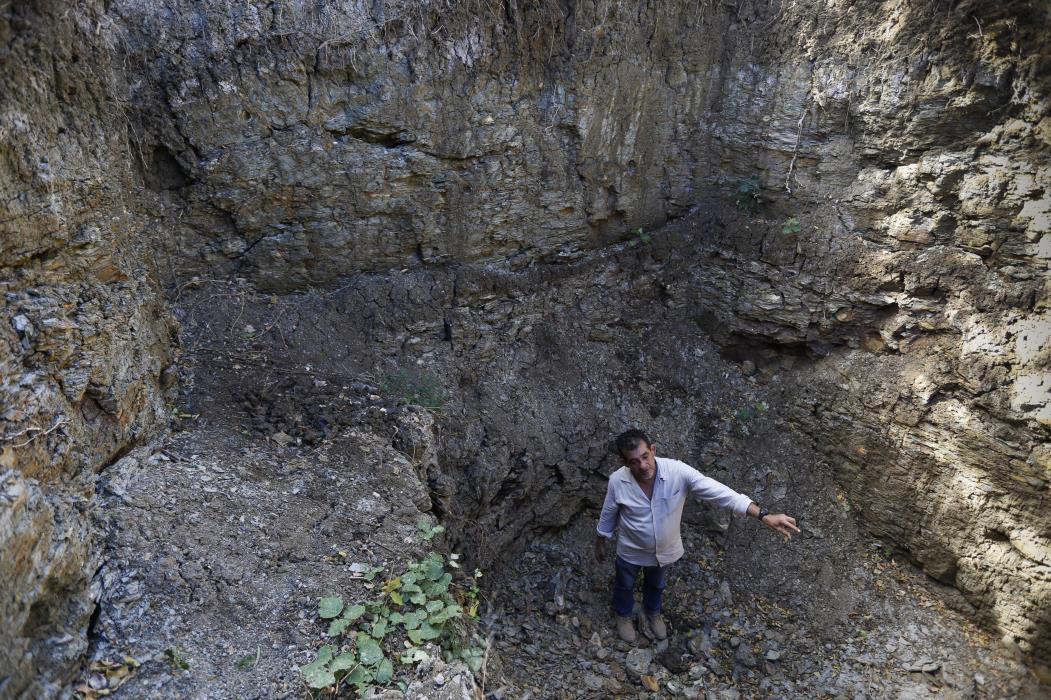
[1,0,1048,695]
[0,1,175,696]
[109,0,1048,660]
[666,2,1051,659]
[109,0,757,287]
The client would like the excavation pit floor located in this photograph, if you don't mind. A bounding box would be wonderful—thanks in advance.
[84,406,1044,699]
[78,280,1045,699]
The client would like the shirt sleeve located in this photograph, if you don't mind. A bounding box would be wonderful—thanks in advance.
[596,477,619,539]
[682,462,752,515]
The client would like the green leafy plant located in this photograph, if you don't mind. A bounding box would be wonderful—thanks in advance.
[302,553,485,696]
[626,227,652,248]
[236,649,259,670]
[782,216,801,235]
[733,177,762,214]
[731,401,769,437]
[380,369,446,410]
[734,401,768,422]
[417,519,445,541]
[164,647,190,671]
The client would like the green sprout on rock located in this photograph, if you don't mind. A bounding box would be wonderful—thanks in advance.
[627,227,652,248]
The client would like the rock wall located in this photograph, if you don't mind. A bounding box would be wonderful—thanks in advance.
[668,1,1051,660]
[109,0,759,288]
[0,1,175,696]
[1,0,1048,694]
[110,0,1048,660]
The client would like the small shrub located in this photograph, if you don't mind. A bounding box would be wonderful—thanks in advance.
[730,402,768,437]
[164,647,190,671]
[782,217,801,235]
[626,227,652,248]
[733,177,762,214]
[417,519,445,541]
[734,402,768,422]
[302,553,484,696]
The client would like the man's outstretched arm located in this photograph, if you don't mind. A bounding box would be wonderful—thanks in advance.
[682,463,800,539]
[745,501,801,540]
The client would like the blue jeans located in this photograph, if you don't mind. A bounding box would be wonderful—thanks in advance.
[612,556,668,617]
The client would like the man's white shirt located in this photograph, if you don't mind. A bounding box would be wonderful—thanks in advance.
[596,457,752,566]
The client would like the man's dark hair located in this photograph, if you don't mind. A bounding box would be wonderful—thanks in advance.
[614,429,652,457]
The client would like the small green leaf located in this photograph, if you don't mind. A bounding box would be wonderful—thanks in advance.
[388,611,404,624]
[318,597,343,619]
[406,628,424,645]
[330,651,356,673]
[461,646,485,673]
[343,604,367,621]
[375,658,394,684]
[410,592,427,605]
[427,574,452,596]
[400,646,429,664]
[401,572,417,585]
[346,665,373,688]
[303,665,336,689]
[358,636,384,666]
[424,561,444,581]
[416,622,441,641]
[327,617,351,637]
[371,618,388,639]
[425,600,443,613]
[301,647,336,689]
[401,583,422,594]
[389,590,403,606]
[315,645,334,665]
[401,611,423,630]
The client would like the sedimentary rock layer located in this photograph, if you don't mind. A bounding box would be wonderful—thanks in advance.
[109,0,1048,659]
[0,2,174,695]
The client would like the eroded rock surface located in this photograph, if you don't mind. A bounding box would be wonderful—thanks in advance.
[105,0,1048,661]
[0,2,174,696]
[1,0,1049,695]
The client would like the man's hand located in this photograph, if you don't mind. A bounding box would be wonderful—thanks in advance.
[594,537,606,563]
[762,513,801,540]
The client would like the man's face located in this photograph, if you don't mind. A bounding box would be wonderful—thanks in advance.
[621,441,657,482]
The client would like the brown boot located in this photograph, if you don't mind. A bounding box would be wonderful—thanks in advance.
[615,615,637,643]
[644,612,667,640]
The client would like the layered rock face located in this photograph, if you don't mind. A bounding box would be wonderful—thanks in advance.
[0,1,175,696]
[110,0,1048,660]
[1,0,1048,694]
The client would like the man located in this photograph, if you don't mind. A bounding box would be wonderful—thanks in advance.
[595,429,800,643]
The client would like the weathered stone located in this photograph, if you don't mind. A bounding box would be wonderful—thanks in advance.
[3,0,1050,695]
[0,2,175,696]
